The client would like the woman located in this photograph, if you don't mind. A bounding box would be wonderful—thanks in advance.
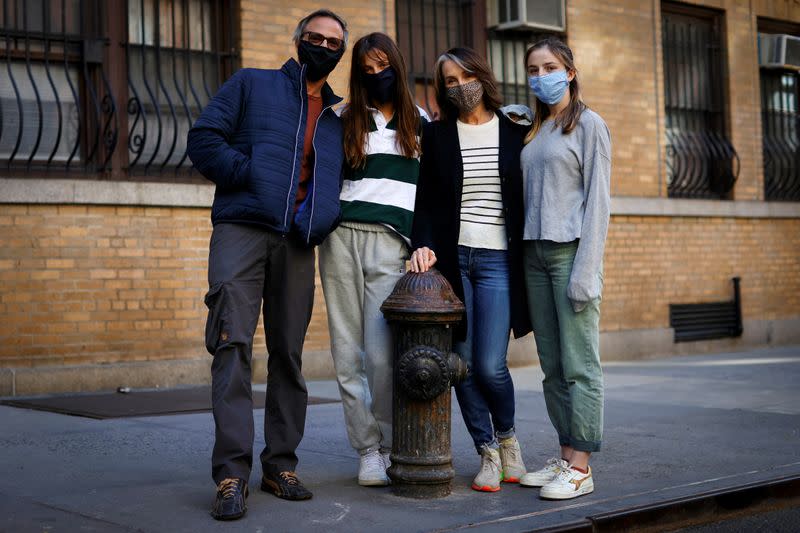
[518,37,611,500]
[410,47,531,493]
[319,32,428,487]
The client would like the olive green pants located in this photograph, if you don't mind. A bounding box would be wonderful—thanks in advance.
[523,240,603,452]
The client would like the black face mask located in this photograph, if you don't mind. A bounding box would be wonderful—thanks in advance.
[362,66,397,104]
[297,40,344,82]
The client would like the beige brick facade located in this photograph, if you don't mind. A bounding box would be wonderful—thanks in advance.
[1,0,799,394]
[239,0,396,97]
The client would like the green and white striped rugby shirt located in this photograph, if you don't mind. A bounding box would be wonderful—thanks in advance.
[338,105,429,245]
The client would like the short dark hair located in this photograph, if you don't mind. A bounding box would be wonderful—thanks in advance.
[433,47,503,121]
[292,9,349,50]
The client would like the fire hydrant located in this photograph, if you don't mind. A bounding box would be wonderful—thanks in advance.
[380,268,469,498]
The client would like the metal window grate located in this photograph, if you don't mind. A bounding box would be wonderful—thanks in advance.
[396,1,552,118]
[669,277,743,343]
[0,0,115,172]
[760,68,800,201]
[396,0,476,116]
[125,0,236,175]
[0,0,238,178]
[487,28,544,111]
[661,3,739,199]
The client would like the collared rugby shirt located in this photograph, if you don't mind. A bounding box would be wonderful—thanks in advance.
[338,106,429,245]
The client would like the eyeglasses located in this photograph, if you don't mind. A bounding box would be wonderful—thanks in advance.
[302,31,344,52]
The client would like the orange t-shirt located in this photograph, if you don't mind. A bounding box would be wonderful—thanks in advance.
[295,94,324,211]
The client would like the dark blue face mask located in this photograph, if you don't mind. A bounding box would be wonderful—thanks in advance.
[362,66,397,104]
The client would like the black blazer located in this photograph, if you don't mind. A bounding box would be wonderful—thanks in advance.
[411,111,532,341]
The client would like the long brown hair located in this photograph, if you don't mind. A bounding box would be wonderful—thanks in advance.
[524,37,586,143]
[342,32,420,169]
[433,47,503,121]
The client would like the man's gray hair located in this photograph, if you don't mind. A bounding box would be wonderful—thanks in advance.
[292,9,349,50]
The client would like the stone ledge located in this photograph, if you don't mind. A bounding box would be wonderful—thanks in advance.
[2,178,799,219]
[0,178,214,208]
[611,197,800,218]
[0,368,14,397]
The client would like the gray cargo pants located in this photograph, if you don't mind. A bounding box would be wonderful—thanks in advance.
[205,222,315,484]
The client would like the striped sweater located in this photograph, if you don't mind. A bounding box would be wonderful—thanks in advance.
[338,106,429,244]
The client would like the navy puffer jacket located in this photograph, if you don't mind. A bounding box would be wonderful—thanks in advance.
[187,59,344,246]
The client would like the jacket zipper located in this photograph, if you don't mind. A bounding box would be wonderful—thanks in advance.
[307,102,334,244]
[284,64,307,229]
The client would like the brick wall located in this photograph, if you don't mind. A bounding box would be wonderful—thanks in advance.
[0,204,333,373]
[0,205,211,369]
[2,205,797,376]
[602,215,800,332]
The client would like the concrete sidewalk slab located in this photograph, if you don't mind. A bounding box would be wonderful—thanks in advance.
[1,345,798,532]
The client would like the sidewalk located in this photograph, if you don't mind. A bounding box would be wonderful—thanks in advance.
[1,345,798,532]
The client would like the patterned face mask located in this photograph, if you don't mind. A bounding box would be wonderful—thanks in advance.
[446,80,484,114]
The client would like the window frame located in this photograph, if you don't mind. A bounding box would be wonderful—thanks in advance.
[0,0,239,182]
[661,0,739,200]
[757,17,800,202]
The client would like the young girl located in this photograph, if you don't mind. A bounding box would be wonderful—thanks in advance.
[410,47,531,493]
[519,37,611,500]
[319,32,427,487]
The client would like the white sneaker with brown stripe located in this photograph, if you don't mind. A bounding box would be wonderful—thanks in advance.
[539,466,594,500]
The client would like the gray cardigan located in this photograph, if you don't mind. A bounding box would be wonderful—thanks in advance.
[520,108,611,312]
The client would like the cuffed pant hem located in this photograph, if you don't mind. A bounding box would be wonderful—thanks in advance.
[570,438,601,453]
[495,427,515,439]
[477,439,499,453]
[358,444,381,456]
[558,435,571,447]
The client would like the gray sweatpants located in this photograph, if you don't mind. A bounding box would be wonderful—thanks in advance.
[319,221,407,455]
[205,223,315,484]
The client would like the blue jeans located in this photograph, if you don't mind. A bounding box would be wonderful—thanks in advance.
[454,246,516,452]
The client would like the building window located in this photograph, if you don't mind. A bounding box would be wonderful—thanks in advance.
[396,0,483,117]
[487,29,560,112]
[0,0,237,179]
[486,0,564,110]
[758,19,800,202]
[396,1,560,118]
[487,30,533,110]
[661,2,739,199]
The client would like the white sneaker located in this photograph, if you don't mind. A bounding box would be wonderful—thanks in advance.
[381,451,391,470]
[358,450,389,486]
[471,446,502,492]
[539,466,594,500]
[520,457,568,487]
[498,436,526,483]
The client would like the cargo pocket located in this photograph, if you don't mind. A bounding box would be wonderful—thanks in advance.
[203,283,229,356]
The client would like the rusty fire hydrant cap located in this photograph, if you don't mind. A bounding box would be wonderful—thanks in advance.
[380,268,465,323]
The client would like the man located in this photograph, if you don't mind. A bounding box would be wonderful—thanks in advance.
[186,9,348,521]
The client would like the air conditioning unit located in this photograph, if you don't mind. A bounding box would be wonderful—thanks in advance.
[758,33,800,69]
[493,0,566,32]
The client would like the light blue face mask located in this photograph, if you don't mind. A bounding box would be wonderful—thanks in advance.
[528,70,569,105]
